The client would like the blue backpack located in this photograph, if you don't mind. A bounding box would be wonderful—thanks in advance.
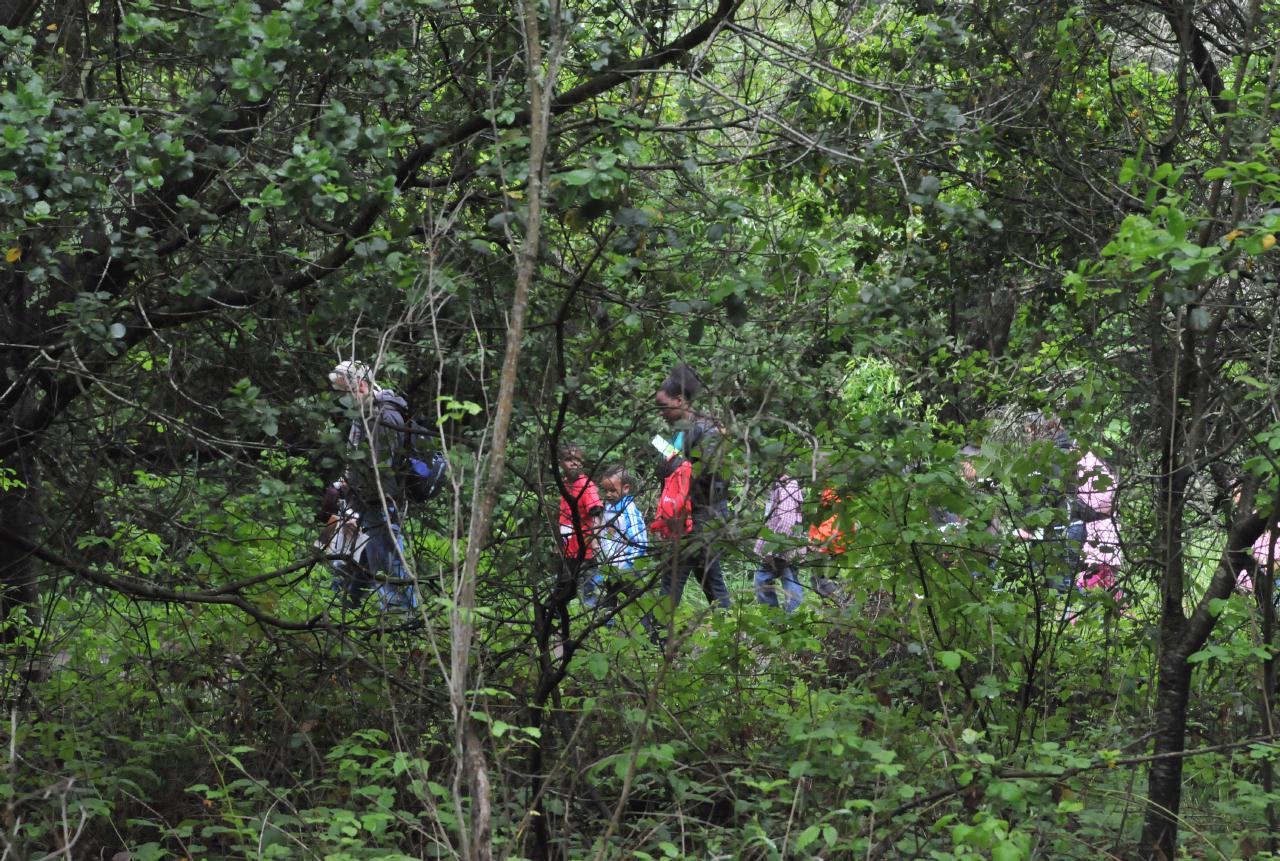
[398,416,449,503]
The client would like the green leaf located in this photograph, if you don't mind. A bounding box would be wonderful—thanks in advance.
[586,652,608,681]
[794,824,821,851]
[937,650,962,671]
[560,168,596,186]
[993,839,1024,861]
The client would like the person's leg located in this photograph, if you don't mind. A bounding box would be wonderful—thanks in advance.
[1045,522,1086,595]
[1064,521,1086,592]
[660,549,691,609]
[777,563,803,613]
[615,566,654,634]
[326,517,371,608]
[363,519,416,610]
[579,562,603,610]
[698,551,731,610]
[755,564,780,608]
[333,560,368,609]
[596,567,624,625]
[643,551,686,645]
[812,557,840,598]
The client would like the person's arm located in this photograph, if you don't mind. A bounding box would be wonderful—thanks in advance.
[581,480,605,559]
[626,501,648,560]
[376,407,406,506]
[597,504,619,564]
[317,482,341,523]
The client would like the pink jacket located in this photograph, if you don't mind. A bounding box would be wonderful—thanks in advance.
[1238,528,1280,594]
[1078,452,1121,568]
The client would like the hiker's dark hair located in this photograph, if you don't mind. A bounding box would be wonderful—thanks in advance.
[602,464,634,487]
[659,364,703,401]
[557,442,585,461]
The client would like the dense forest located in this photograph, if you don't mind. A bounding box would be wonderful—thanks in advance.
[4,0,1280,858]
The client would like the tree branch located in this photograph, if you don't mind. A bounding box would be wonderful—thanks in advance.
[0,524,332,631]
[0,0,742,461]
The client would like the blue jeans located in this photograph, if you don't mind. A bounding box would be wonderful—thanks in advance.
[1032,521,1086,594]
[755,560,802,612]
[578,563,604,609]
[347,514,416,611]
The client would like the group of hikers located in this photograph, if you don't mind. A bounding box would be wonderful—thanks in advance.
[314,358,846,626]
[552,364,853,635]
[315,357,1278,628]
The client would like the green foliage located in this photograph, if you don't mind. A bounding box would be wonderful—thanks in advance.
[7,0,1280,858]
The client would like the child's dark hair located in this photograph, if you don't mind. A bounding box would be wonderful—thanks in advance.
[659,363,702,401]
[557,442,585,461]
[602,464,633,488]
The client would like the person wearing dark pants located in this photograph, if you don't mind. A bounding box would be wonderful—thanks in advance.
[326,360,418,611]
[645,364,733,640]
[663,520,732,611]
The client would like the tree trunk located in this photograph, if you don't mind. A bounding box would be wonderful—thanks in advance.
[449,0,561,856]
[1140,638,1192,859]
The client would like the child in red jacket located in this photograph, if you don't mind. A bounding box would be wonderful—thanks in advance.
[558,443,605,607]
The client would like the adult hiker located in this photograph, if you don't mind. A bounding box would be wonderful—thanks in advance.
[808,484,849,598]
[649,363,732,617]
[753,470,806,612]
[323,359,417,611]
[1012,412,1086,595]
[934,445,1000,581]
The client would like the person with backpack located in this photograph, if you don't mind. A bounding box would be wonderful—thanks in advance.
[323,360,418,611]
[648,364,732,618]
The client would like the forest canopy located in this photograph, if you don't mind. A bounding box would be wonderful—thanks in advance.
[3,0,1280,858]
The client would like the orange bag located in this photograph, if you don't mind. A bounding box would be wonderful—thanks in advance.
[650,459,693,539]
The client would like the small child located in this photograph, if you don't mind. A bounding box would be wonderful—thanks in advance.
[809,486,850,597]
[599,464,652,630]
[557,443,604,607]
[600,465,648,572]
